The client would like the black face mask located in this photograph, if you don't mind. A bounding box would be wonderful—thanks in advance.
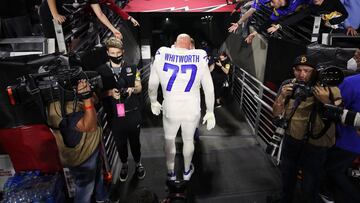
[109,55,123,64]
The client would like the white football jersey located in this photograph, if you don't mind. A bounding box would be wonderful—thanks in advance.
[148,47,214,120]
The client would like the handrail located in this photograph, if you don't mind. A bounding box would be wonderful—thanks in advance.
[233,66,279,163]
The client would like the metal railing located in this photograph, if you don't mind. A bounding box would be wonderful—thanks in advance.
[232,66,280,161]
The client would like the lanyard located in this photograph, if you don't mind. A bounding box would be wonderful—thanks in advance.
[108,62,122,83]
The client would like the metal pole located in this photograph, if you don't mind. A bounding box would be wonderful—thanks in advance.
[254,85,263,137]
[239,68,245,111]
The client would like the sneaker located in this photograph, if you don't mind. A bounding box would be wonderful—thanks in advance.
[119,164,128,182]
[183,163,195,181]
[167,171,176,181]
[135,164,146,180]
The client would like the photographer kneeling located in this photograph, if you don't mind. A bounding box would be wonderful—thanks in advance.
[47,79,108,203]
[272,54,342,203]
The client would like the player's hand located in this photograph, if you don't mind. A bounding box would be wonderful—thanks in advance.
[202,112,216,130]
[228,23,239,33]
[151,101,162,115]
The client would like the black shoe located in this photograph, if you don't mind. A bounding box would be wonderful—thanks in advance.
[119,164,128,182]
[135,164,146,180]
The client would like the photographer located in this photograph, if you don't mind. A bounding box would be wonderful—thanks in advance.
[47,79,108,203]
[210,51,231,107]
[272,54,342,203]
[96,37,145,182]
[324,73,360,202]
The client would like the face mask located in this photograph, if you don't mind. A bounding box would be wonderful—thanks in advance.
[109,55,123,64]
[347,58,358,71]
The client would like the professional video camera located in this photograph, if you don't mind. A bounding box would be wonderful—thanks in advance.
[323,104,360,127]
[292,65,344,101]
[6,62,103,106]
[266,117,288,157]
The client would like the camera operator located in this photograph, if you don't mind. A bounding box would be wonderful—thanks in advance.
[323,73,360,202]
[210,51,231,107]
[96,37,145,182]
[272,54,342,203]
[47,79,108,203]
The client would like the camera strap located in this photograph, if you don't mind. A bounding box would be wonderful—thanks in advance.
[306,102,332,140]
[285,97,302,121]
[28,75,48,124]
[306,87,335,140]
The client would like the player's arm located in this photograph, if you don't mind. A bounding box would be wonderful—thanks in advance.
[201,59,216,130]
[148,55,162,115]
[201,64,215,113]
[148,61,160,104]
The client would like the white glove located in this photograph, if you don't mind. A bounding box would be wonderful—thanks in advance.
[202,112,216,130]
[151,101,162,115]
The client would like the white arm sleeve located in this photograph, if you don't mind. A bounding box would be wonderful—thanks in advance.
[201,63,215,113]
[148,61,160,104]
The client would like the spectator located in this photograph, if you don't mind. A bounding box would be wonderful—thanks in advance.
[230,0,253,15]
[340,0,360,36]
[96,0,140,27]
[39,0,122,40]
[47,79,108,203]
[267,0,348,34]
[323,73,360,203]
[272,53,342,202]
[96,37,145,182]
[211,51,231,107]
[229,0,310,35]
[228,0,270,33]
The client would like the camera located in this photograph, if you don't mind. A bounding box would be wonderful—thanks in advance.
[6,65,103,105]
[266,117,288,157]
[323,104,360,127]
[119,88,129,98]
[292,65,344,101]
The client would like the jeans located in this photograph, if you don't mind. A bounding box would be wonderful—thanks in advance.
[280,135,327,203]
[69,147,108,203]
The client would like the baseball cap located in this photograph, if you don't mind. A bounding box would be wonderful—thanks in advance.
[293,53,318,69]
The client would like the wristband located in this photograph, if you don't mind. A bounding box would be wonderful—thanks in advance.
[84,105,93,110]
